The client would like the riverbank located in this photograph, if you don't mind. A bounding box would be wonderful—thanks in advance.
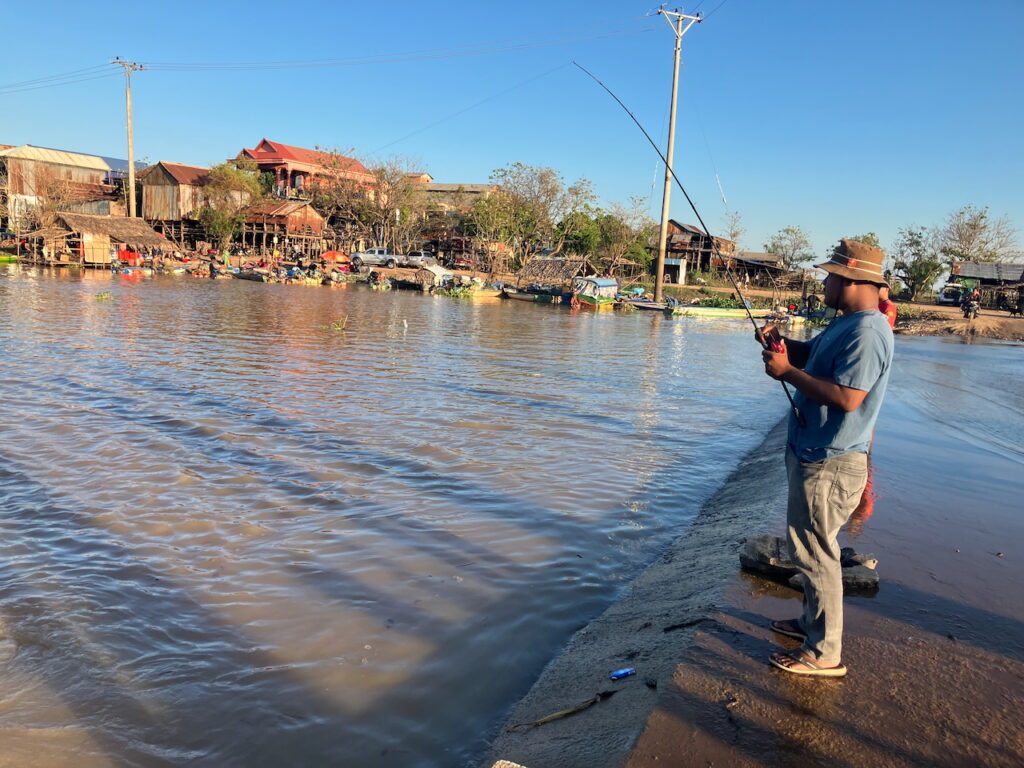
[485,336,1024,768]
[894,303,1024,342]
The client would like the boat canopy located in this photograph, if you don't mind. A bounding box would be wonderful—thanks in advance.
[572,276,618,298]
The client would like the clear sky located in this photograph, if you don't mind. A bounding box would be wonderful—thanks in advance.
[2,0,1021,257]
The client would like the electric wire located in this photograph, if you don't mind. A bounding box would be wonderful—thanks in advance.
[140,28,654,72]
[0,71,120,95]
[367,61,573,156]
[0,63,110,91]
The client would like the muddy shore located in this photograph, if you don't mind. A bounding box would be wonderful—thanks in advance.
[485,338,1024,768]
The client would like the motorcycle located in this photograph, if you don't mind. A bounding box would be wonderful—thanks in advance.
[961,298,980,320]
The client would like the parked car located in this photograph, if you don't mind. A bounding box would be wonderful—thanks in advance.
[403,250,438,268]
[935,282,963,306]
[442,253,478,270]
[351,247,400,269]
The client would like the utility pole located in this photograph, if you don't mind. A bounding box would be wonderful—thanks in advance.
[654,7,701,302]
[112,58,143,217]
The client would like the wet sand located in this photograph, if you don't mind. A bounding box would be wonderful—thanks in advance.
[485,337,1024,767]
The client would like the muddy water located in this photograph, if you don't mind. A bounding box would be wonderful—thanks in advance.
[0,265,782,767]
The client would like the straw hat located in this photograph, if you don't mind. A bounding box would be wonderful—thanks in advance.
[815,239,888,287]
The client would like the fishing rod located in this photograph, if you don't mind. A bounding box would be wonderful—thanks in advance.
[573,60,804,426]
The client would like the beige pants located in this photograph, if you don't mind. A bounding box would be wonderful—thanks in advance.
[785,448,868,662]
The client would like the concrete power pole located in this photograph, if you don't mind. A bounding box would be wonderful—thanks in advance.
[653,8,701,302]
[112,58,143,217]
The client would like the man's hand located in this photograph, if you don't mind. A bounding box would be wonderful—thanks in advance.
[762,340,793,380]
[755,323,779,347]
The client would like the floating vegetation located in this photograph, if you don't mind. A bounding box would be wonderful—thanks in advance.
[95,292,114,301]
[330,316,349,331]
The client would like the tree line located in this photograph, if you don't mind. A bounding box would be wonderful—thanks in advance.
[753,205,1019,300]
[196,154,657,274]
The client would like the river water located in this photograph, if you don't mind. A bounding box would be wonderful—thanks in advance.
[0,265,785,767]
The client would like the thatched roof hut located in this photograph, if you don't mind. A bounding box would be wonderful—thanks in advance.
[27,212,167,265]
[516,255,596,287]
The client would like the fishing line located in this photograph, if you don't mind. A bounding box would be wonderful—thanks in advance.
[573,60,804,425]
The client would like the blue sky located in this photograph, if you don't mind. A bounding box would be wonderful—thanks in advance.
[2,0,1022,257]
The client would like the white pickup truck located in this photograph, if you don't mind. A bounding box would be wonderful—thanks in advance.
[350,247,400,269]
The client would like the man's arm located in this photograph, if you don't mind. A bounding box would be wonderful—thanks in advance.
[761,341,869,412]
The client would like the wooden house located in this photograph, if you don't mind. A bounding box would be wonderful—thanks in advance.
[140,161,209,220]
[653,220,735,284]
[26,212,166,266]
[238,139,373,199]
[0,145,112,229]
[241,200,327,255]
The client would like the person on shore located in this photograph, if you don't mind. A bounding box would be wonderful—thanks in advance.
[878,285,898,329]
[757,239,894,677]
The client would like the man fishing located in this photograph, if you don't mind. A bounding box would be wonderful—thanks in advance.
[758,239,894,677]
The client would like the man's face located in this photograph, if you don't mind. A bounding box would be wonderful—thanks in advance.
[823,272,845,308]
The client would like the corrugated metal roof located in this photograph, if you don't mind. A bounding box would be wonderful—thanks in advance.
[954,262,1024,281]
[0,144,110,172]
[245,200,314,217]
[140,161,210,186]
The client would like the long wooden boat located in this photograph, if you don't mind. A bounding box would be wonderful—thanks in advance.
[621,299,668,311]
[502,288,561,303]
[665,305,776,318]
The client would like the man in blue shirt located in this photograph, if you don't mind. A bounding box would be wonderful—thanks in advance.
[759,239,894,677]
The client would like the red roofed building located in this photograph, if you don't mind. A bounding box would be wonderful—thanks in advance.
[239,139,373,198]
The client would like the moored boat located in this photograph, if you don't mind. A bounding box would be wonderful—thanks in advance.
[570,276,618,309]
[502,288,560,303]
[664,304,776,318]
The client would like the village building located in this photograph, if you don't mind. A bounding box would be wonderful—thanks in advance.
[733,250,789,284]
[238,139,374,199]
[0,145,116,229]
[240,200,327,256]
[24,211,166,266]
[950,261,1024,287]
[139,161,215,246]
[654,219,736,284]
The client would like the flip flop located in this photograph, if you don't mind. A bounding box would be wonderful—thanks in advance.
[769,650,847,678]
[770,619,807,641]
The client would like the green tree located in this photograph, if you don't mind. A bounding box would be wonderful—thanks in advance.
[196,159,263,255]
[764,226,813,269]
[891,225,945,300]
[488,162,595,268]
[560,211,599,255]
[935,204,1019,264]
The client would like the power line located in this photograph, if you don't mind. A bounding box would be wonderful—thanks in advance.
[0,71,119,95]
[0,63,109,91]
[704,0,731,20]
[140,27,653,72]
[367,61,573,156]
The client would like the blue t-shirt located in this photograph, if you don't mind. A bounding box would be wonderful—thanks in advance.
[788,310,894,462]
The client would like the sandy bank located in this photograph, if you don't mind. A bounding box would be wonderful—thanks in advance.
[894,304,1024,342]
[485,339,1024,768]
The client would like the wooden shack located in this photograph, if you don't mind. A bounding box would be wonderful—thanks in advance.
[241,200,327,255]
[26,212,167,266]
[654,220,735,284]
[139,161,211,242]
[0,145,112,229]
